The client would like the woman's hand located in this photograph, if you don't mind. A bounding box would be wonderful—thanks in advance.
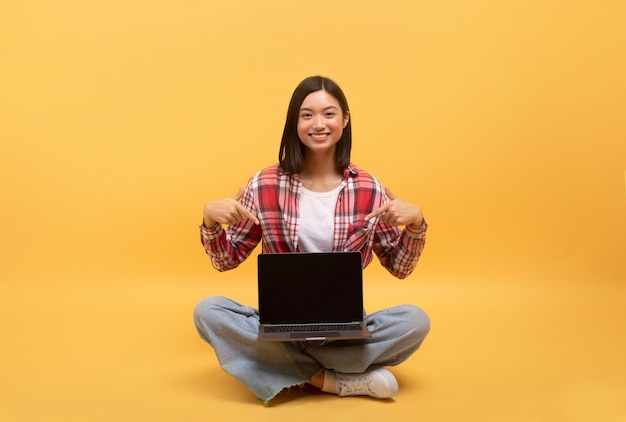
[365,186,424,227]
[203,187,260,227]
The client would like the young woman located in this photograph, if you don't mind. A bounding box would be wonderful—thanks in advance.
[194,76,430,404]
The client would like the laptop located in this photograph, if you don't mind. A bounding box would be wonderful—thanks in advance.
[257,251,372,342]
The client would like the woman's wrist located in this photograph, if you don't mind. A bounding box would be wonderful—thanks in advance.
[405,218,427,238]
[407,217,425,228]
[202,217,217,229]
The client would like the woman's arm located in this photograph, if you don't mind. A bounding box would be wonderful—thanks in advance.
[200,185,262,271]
[366,186,428,279]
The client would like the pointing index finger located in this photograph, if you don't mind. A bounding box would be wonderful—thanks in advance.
[237,204,259,225]
[365,203,390,221]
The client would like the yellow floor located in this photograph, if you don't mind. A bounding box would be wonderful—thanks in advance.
[2,266,624,422]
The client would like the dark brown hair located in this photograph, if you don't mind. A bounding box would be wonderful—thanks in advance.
[278,76,352,173]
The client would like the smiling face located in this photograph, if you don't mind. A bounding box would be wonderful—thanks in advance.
[297,90,350,155]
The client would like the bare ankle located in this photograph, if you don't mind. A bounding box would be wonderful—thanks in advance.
[308,370,325,389]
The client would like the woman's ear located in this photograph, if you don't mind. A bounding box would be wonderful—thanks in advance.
[343,112,350,128]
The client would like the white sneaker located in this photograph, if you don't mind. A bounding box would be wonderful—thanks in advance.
[334,368,399,399]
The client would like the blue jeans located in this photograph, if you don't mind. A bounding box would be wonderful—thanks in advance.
[193,296,430,403]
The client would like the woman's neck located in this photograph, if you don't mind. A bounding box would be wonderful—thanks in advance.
[300,154,343,192]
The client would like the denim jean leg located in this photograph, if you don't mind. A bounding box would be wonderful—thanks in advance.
[193,296,323,403]
[302,304,430,374]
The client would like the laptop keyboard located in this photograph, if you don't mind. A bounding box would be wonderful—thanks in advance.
[264,323,362,333]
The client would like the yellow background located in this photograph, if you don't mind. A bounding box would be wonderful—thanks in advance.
[1,1,625,421]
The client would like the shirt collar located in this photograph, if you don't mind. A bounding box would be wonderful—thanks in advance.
[277,163,359,180]
[344,164,359,178]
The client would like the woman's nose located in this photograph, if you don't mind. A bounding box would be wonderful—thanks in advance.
[313,115,325,129]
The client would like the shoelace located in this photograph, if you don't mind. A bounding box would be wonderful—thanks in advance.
[336,375,373,395]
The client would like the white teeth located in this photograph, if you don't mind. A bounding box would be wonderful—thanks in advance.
[311,134,328,138]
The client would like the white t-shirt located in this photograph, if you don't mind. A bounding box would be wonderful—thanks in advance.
[298,183,342,252]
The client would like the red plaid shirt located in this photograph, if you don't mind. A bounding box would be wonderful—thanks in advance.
[200,163,427,279]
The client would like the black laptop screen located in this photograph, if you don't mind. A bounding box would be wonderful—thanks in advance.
[257,252,364,324]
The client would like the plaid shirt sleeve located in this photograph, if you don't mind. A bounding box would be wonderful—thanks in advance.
[344,167,427,279]
[372,218,427,279]
[199,176,263,272]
